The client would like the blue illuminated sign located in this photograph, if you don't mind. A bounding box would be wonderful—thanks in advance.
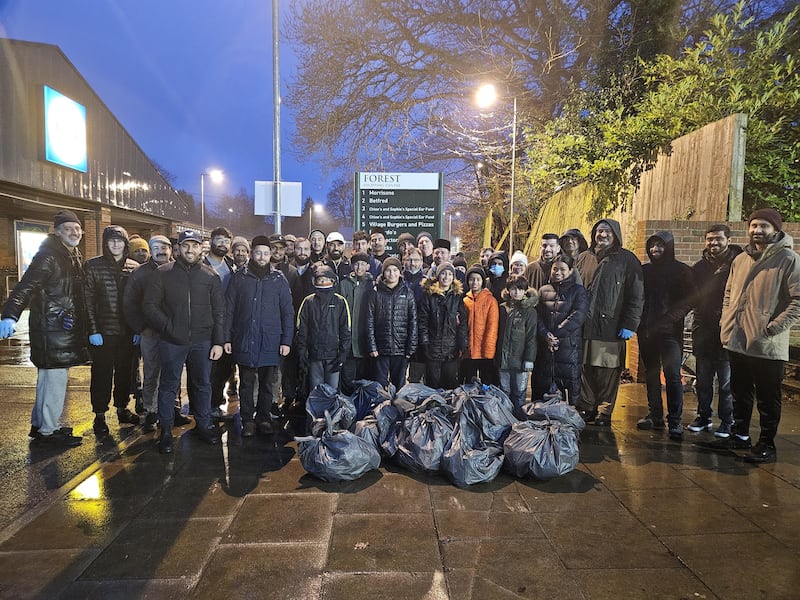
[43,86,87,172]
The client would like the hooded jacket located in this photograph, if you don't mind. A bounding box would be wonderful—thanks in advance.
[2,234,90,368]
[225,261,294,368]
[639,230,694,340]
[418,279,468,361]
[463,287,499,360]
[721,231,800,361]
[582,219,644,341]
[487,250,509,303]
[367,277,418,356]
[534,270,589,402]
[496,289,538,371]
[296,285,351,364]
[691,243,744,358]
[84,226,140,336]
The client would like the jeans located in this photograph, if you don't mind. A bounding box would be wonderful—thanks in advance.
[89,334,134,414]
[373,355,408,388]
[639,335,683,426]
[499,369,529,412]
[238,364,277,423]
[728,351,784,444]
[33,368,69,435]
[308,359,341,391]
[694,356,733,424]
[139,333,161,414]
[157,340,212,430]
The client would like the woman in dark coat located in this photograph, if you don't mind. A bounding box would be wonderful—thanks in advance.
[534,256,589,405]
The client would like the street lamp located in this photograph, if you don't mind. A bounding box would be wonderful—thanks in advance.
[200,168,224,236]
[448,211,461,240]
[309,203,323,233]
[227,207,234,229]
[476,84,517,255]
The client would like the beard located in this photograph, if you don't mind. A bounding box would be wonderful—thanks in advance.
[211,245,228,257]
[295,255,310,266]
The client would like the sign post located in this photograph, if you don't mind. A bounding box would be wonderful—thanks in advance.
[354,172,443,254]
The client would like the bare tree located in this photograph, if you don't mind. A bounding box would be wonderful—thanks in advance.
[326,176,354,226]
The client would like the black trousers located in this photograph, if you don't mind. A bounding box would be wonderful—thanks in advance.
[89,334,134,413]
[729,351,784,444]
[460,358,498,385]
[425,359,459,390]
[373,355,408,389]
[210,351,235,407]
[238,365,277,424]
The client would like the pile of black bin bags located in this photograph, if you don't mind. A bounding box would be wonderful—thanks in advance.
[295,380,585,487]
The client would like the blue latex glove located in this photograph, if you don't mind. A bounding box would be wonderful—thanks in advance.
[133,334,141,346]
[89,333,104,346]
[0,318,16,339]
[618,328,635,340]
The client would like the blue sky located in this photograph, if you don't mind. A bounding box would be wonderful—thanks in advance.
[0,0,332,210]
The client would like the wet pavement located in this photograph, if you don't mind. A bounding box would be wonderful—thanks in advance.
[0,352,798,599]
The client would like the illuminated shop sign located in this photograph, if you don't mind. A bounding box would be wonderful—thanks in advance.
[43,85,87,172]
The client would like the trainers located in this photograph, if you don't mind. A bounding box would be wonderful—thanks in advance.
[143,412,158,433]
[743,441,777,464]
[697,434,751,451]
[637,415,666,430]
[668,423,683,440]
[36,430,83,447]
[578,409,597,424]
[687,416,713,432]
[93,414,110,436]
[714,422,733,438]
[117,408,140,425]
[242,422,256,437]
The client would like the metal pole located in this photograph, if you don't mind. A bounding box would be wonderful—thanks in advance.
[272,0,282,233]
[200,173,205,235]
[510,96,517,256]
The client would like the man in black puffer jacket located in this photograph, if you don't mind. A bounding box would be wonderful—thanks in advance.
[367,257,418,387]
[635,231,694,439]
[84,225,141,435]
[0,210,89,447]
[144,229,225,454]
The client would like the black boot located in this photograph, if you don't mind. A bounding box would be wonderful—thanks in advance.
[158,427,173,454]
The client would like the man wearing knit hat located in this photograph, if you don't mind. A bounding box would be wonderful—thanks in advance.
[0,210,88,447]
[397,232,416,258]
[231,236,250,269]
[417,231,434,267]
[128,236,150,264]
[509,250,528,277]
[705,208,800,463]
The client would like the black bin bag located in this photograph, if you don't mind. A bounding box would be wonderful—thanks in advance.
[503,420,579,480]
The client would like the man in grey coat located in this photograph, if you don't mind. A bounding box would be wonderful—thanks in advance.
[708,209,800,463]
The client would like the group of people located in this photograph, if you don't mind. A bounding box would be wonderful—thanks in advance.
[1,207,797,464]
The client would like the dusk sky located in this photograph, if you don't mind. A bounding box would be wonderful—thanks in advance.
[0,0,333,212]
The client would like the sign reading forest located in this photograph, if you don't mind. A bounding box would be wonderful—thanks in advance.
[354,172,443,254]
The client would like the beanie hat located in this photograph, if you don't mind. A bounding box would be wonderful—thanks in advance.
[416,231,433,244]
[748,208,782,231]
[284,234,297,243]
[148,234,171,248]
[231,236,250,251]
[251,235,271,249]
[53,210,81,228]
[510,250,529,267]
[397,232,415,245]
[382,256,402,274]
[129,238,149,253]
[313,264,337,287]
[433,238,451,251]
[466,264,487,287]
[351,252,370,265]
[452,255,468,269]
[435,262,455,278]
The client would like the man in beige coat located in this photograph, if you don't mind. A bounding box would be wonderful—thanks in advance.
[712,208,800,463]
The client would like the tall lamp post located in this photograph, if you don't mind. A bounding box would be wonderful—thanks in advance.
[448,211,461,239]
[200,168,224,236]
[476,84,517,255]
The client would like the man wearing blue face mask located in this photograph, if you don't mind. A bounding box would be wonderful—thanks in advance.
[487,251,509,303]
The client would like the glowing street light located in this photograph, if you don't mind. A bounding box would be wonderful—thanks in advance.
[200,168,224,236]
[476,83,517,255]
[310,202,323,233]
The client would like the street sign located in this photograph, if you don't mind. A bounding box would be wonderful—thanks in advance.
[354,172,443,254]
